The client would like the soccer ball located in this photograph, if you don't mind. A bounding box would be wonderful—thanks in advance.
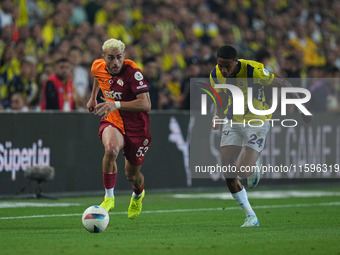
[82,206,109,233]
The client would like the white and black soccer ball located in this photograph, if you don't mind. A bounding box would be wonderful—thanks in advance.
[82,206,109,233]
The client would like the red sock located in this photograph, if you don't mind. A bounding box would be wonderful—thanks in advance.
[132,183,144,195]
[103,172,117,189]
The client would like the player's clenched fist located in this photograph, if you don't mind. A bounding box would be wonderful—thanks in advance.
[87,97,97,113]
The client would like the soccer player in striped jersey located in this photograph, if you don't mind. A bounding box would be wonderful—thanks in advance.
[210,45,312,227]
[87,38,151,219]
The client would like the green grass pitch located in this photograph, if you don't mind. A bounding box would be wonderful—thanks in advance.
[1,187,340,255]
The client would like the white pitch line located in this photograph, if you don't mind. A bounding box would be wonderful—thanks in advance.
[1,201,340,220]
[172,190,340,200]
[0,202,80,209]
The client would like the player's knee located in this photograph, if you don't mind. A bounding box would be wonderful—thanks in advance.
[104,144,120,160]
[125,171,137,182]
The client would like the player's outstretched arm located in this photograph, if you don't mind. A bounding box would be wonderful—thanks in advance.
[271,77,295,89]
[87,78,100,113]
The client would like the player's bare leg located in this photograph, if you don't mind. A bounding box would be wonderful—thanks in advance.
[125,159,144,190]
[125,160,145,219]
[221,145,242,192]
[235,146,260,178]
[236,146,262,189]
[102,126,124,174]
[222,145,260,227]
[100,126,124,212]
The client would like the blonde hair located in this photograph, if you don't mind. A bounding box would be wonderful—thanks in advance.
[102,38,125,53]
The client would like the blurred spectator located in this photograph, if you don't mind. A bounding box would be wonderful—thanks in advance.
[0,45,20,108]
[162,42,186,72]
[84,0,102,25]
[143,57,160,110]
[281,55,302,78]
[255,48,280,75]
[199,53,216,78]
[183,44,199,65]
[0,0,14,29]
[37,62,54,92]
[42,10,69,50]
[289,24,326,67]
[25,0,44,28]
[107,9,132,45]
[0,24,15,46]
[86,36,102,60]
[25,24,47,68]
[255,48,271,69]
[125,46,143,70]
[7,57,39,109]
[192,5,219,44]
[10,92,29,111]
[69,47,90,110]
[158,69,182,109]
[94,0,116,26]
[179,62,201,110]
[158,73,173,110]
[69,0,88,26]
[40,58,74,111]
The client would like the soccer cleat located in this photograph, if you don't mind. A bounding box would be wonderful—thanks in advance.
[247,157,261,189]
[241,215,259,227]
[100,196,115,212]
[128,190,145,219]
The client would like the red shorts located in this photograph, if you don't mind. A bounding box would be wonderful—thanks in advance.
[98,118,151,166]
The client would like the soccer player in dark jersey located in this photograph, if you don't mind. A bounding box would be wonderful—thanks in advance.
[210,45,312,227]
[87,38,151,219]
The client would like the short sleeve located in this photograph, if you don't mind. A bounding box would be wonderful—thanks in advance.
[130,69,149,95]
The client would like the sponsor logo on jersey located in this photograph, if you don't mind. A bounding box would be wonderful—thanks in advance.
[137,84,148,89]
[263,68,269,76]
[117,79,124,86]
[104,90,122,100]
[238,81,245,88]
[109,78,114,85]
[134,71,144,81]
[257,88,262,101]
[143,139,149,146]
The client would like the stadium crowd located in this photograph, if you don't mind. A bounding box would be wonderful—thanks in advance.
[0,0,339,112]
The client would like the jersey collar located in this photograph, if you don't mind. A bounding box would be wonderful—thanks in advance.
[230,61,241,77]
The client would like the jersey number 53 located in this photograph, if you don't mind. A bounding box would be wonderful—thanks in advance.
[136,146,149,157]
